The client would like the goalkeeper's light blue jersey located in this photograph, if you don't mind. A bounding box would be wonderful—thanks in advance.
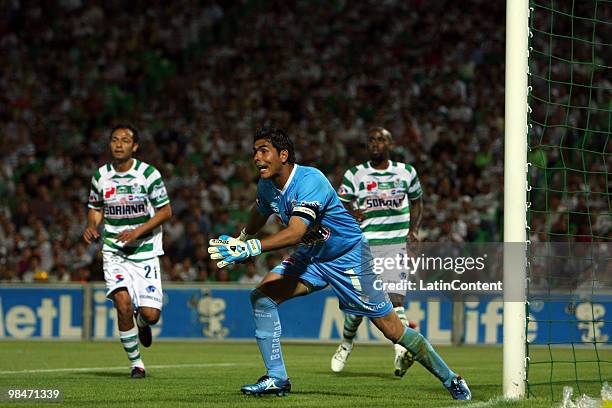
[256,164,364,261]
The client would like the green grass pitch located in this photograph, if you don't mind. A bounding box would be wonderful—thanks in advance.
[0,341,608,407]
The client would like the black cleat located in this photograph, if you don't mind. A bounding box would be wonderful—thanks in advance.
[130,367,146,379]
[138,325,152,348]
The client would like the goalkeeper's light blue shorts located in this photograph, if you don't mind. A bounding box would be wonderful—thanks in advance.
[271,238,392,318]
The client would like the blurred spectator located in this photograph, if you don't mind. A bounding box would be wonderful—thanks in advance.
[238,263,262,285]
[0,0,606,285]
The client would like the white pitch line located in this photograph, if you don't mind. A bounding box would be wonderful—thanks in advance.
[0,363,238,375]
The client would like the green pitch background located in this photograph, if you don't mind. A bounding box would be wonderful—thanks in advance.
[0,341,608,407]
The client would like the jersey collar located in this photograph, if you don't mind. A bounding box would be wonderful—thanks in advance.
[278,164,298,194]
[112,158,136,174]
[367,160,391,170]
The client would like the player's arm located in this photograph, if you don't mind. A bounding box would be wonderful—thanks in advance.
[408,197,423,242]
[342,200,365,223]
[116,204,173,244]
[209,173,328,268]
[243,205,270,236]
[209,213,309,268]
[406,165,424,242]
[338,169,364,222]
[83,208,103,244]
[259,216,308,252]
[84,174,104,244]
[259,173,328,251]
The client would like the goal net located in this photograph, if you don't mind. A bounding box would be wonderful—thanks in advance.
[525,0,611,400]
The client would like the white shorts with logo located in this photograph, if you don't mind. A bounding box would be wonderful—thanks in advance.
[103,252,163,310]
[371,243,410,295]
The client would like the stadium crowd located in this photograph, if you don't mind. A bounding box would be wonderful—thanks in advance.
[0,0,607,284]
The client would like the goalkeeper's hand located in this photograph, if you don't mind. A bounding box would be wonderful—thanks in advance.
[208,235,262,268]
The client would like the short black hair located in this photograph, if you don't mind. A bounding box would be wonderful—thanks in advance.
[368,127,393,141]
[254,127,296,164]
[110,124,139,144]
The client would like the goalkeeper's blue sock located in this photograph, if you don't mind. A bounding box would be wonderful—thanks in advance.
[250,289,288,380]
[396,327,457,387]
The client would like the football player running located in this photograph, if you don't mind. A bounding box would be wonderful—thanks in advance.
[331,127,422,377]
[84,125,172,379]
[208,127,470,400]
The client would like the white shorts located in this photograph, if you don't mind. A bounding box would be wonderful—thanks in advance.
[103,252,163,310]
[371,243,410,295]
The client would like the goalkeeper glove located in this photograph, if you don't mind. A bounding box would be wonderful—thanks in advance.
[208,235,262,268]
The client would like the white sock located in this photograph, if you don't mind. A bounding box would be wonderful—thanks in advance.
[120,327,144,369]
[394,343,407,356]
[394,306,408,356]
[341,340,354,349]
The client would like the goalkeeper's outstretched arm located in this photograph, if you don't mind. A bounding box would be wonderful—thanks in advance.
[208,214,307,268]
[259,216,308,252]
[244,205,271,236]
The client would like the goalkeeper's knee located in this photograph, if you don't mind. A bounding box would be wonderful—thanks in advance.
[250,289,277,311]
[250,289,279,339]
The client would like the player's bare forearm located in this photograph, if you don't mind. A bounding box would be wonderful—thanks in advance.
[259,216,307,252]
[408,197,423,240]
[244,206,269,235]
[87,208,103,228]
[83,209,103,244]
[135,204,172,235]
[116,204,172,244]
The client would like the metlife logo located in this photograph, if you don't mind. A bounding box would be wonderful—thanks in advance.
[0,288,82,338]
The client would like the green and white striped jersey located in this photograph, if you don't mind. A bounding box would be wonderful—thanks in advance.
[88,159,170,261]
[338,160,422,246]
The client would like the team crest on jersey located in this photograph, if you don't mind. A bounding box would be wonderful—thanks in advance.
[115,274,124,283]
[394,178,402,188]
[105,187,116,199]
[366,181,378,191]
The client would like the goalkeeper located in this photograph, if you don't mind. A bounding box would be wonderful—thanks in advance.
[208,127,471,400]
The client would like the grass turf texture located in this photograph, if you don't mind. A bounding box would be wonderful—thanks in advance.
[0,341,608,407]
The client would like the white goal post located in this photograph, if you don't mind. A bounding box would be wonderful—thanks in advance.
[503,0,529,399]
